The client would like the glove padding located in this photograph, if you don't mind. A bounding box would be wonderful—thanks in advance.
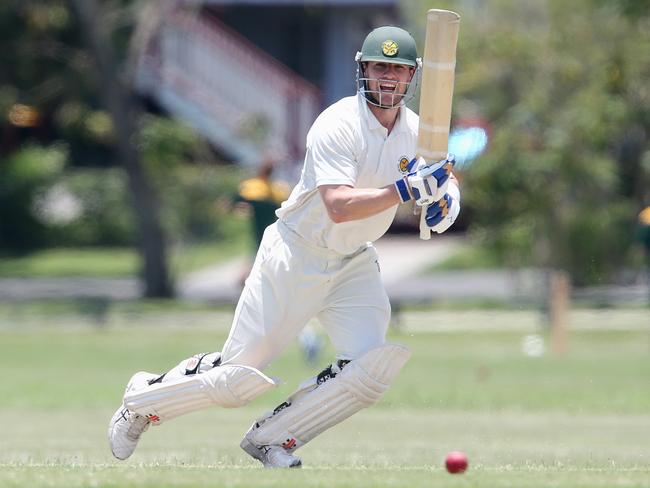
[425,180,460,234]
[395,154,455,206]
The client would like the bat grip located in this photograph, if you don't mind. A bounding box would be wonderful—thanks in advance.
[419,207,431,240]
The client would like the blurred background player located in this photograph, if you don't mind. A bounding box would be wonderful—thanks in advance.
[237,155,322,361]
[235,152,290,285]
[237,153,290,254]
[107,25,460,468]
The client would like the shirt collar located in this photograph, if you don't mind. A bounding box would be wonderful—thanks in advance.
[358,92,408,135]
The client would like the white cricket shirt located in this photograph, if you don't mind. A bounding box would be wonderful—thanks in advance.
[276,93,418,255]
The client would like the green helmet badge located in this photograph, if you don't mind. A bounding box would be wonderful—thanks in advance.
[381,40,398,57]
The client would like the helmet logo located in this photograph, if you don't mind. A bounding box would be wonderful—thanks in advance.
[382,40,398,57]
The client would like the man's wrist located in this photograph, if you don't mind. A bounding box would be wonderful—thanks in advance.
[395,178,412,203]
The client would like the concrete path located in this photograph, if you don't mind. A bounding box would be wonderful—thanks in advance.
[0,277,141,301]
[177,234,463,303]
[373,234,461,284]
[0,234,646,306]
[0,234,470,302]
[179,255,248,303]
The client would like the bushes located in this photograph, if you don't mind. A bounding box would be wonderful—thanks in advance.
[164,165,244,242]
[0,144,67,252]
[1,113,247,254]
[1,153,244,251]
[62,165,243,247]
[43,169,136,246]
[449,1,649,286]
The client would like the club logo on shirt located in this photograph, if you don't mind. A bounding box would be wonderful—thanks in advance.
[382,40,398,57]
[398,156,410,173]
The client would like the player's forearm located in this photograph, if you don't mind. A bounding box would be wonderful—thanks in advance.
[319,184,400,223]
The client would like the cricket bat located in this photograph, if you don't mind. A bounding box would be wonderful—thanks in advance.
[417,9,461,240]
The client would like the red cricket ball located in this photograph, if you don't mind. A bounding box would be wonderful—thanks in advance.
[445,451,468,474]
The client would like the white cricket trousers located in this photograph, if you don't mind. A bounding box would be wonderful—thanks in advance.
[220,221,391,370]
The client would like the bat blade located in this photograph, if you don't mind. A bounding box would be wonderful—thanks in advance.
[417,9,460,239]
[417,9,460,161]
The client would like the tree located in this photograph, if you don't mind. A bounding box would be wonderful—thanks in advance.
[406,0,650,286]
[67,0,172,297]
[0,1,173,297]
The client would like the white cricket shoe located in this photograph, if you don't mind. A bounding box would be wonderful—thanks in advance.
[108,371,159,460]
[240,437,302,468]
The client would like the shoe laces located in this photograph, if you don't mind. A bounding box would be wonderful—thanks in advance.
[266,446,296,463]
[126,412,150,441]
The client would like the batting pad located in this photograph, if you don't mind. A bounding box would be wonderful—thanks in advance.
[124,365,277,423]
[247,343,411,450]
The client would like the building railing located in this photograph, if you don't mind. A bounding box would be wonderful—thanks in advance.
[136,8,321,164]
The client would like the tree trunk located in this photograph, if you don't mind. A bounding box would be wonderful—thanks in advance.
[68,0,173,298]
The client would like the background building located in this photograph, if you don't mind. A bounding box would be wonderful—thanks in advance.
[135,0,402,165]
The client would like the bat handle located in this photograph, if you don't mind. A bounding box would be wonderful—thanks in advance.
[419,207,431,240]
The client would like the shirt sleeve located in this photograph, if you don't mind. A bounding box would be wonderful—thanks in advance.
[305,115,359,187]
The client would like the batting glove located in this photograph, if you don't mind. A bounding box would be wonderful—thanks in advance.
[425,180,460,234]
[395,154,455,206]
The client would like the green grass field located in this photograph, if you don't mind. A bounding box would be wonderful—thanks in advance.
[0,226,249,278]
[1,307,649,487]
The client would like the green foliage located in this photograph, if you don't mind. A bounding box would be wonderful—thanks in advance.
[139,115,199,174]
[0,144,68,252]
[0,1,126,252]
[406,0,650,285]
[0,137,245,254]
[165,165,245,241]
[41,168,133,246]
[2,143,66,183]
[18,163,244,249]
[1,95,245,251]
[136,116,246,242]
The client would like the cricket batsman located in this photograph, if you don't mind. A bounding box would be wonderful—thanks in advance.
[108,25,460,468]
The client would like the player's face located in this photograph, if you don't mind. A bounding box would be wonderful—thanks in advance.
[364,62,415,107]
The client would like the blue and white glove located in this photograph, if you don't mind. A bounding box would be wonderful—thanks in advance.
[395,154,455,206]
[425,180,460,234]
